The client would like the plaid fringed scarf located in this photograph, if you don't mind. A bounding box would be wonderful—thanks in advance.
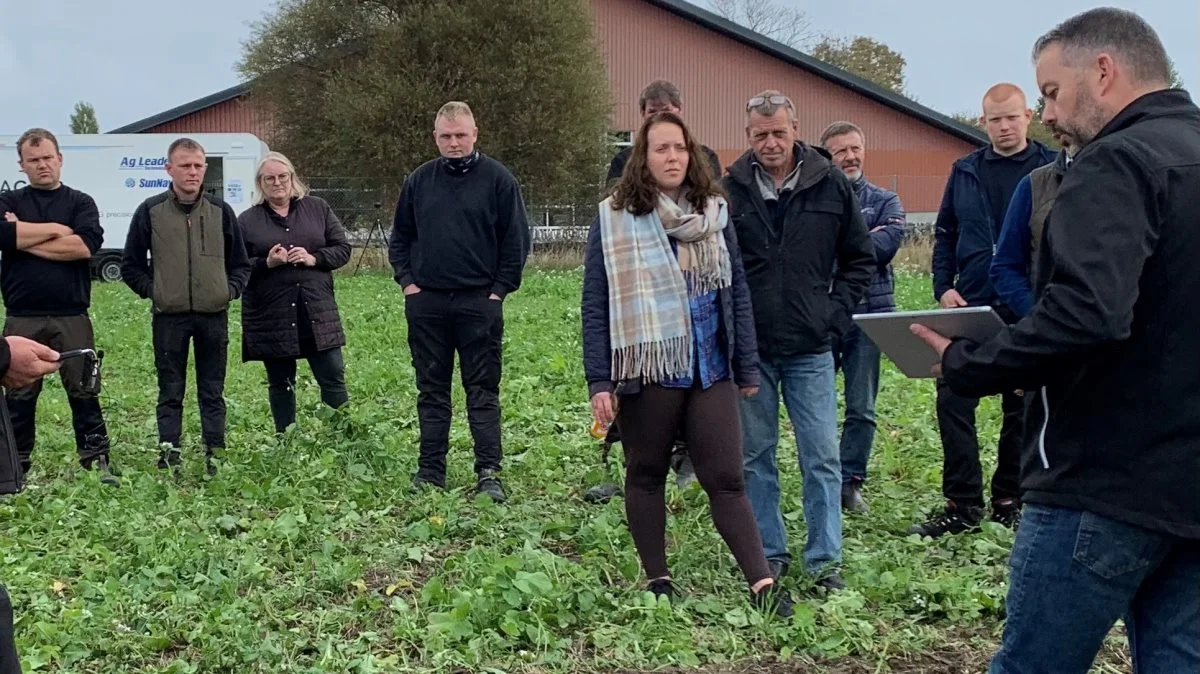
[599,193,733,383]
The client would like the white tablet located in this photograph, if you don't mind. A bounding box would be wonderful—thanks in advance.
[852,307,1007,378]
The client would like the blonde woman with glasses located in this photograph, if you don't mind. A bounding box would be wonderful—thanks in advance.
[237,151,352,433]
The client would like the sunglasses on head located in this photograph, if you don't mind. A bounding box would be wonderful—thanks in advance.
[746,94,791,109]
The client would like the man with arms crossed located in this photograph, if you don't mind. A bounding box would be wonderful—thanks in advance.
[0,128,117,485]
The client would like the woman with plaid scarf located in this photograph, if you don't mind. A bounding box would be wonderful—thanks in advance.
[581,112,792,617]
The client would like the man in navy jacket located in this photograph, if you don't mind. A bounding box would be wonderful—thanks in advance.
[919,83,1055,538]
[819,121,907,514]
[990,142,1074,317]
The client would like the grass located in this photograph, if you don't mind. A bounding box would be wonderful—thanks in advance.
[1,266,1129,673]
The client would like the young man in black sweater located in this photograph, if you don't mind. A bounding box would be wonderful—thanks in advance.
[0,128,117,485]
[389,101,530,502]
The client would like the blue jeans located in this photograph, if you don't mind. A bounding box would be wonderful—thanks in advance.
[990,504,1200,674]
[834,323,880,484]
[739,351,841,575]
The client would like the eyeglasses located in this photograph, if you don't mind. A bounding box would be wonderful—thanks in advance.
[746,94,792,110]
[262,173,292,185]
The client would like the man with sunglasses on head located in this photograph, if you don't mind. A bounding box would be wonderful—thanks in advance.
[724,90,874,592]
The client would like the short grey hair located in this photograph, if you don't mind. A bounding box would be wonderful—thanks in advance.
[819,121,865,148]
[745,89,796,124]
[1032,7,1171,86]
[254,151,309,204]
[638,80,682,113]
[435,101,475,124]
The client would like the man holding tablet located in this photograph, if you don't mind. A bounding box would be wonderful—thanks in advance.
[916,9,1200,671]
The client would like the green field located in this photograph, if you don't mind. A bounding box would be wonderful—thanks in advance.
[1,269,1127,673]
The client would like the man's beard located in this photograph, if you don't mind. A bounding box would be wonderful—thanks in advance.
[1051,86,1110,150]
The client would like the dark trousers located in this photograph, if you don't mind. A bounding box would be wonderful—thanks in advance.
[619,381,772,585]
[263,347,349,433]
[0,586,17,674]
[152,311,228,450]
[3,315,109,469]
[936,379,1023,510]
[833,322,881,484]
[404,289,504,481]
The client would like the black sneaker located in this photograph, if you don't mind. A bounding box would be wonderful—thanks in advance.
[841,482,870,513]
[905,502,984,538]
[670,449,697,490]
[750,582,794,618]
[204,454,218,477]
[767,558,789,582]
[815,571,846,593]
[411,473,445,491]
[475,469,506,503]
[90,455,121,487]
[584,482,622,504]
[157,445,182,471]
[991,498,1022,530]
[647,578,679,602]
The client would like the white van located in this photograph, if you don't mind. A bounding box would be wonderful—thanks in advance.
[0,133,269,282]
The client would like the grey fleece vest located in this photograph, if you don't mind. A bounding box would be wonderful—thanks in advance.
[149,194,229,314]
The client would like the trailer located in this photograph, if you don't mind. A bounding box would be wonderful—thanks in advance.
[0,133,269,281]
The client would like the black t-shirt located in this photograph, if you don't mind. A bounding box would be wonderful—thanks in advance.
[0,184,103,316]
[979,143,1048,230]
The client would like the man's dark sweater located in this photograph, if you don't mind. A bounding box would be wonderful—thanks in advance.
[388,154,531,297]
[0,185,102,317]
[980,143,1048,232]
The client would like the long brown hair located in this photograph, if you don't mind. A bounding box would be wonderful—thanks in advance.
[610,112,724,216]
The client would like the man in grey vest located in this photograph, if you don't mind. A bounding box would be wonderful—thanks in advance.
[122,138,251,475]
[991,137,1077,318]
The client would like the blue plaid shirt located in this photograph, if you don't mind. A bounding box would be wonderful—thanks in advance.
[662,242,730,390]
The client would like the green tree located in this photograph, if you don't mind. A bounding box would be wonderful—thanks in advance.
[238,0,612,205]
[810,35,906,93]
[69,101,99,134]
[1169,58,1185,89]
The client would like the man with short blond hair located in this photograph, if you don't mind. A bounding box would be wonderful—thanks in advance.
[0,127,118,485]
[919,83,1056,538]
[389,101,531,502]
[122,138,251,476]
[819,120,907,513]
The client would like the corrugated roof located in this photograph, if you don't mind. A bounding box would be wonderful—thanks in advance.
[107,83,251,134]
[106,0,988,146]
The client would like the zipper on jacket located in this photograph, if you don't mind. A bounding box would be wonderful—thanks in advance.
[1037,386,1051,469]
[186,216,195,312]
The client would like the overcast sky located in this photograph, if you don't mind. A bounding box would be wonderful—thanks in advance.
[0,0,1194,134]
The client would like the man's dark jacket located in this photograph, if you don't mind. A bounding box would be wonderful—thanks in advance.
[932,140,1056,305]
[722,144,875,358]
[942,90,1200,539]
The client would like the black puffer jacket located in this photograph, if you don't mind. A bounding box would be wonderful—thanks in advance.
[238,196,351,361]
